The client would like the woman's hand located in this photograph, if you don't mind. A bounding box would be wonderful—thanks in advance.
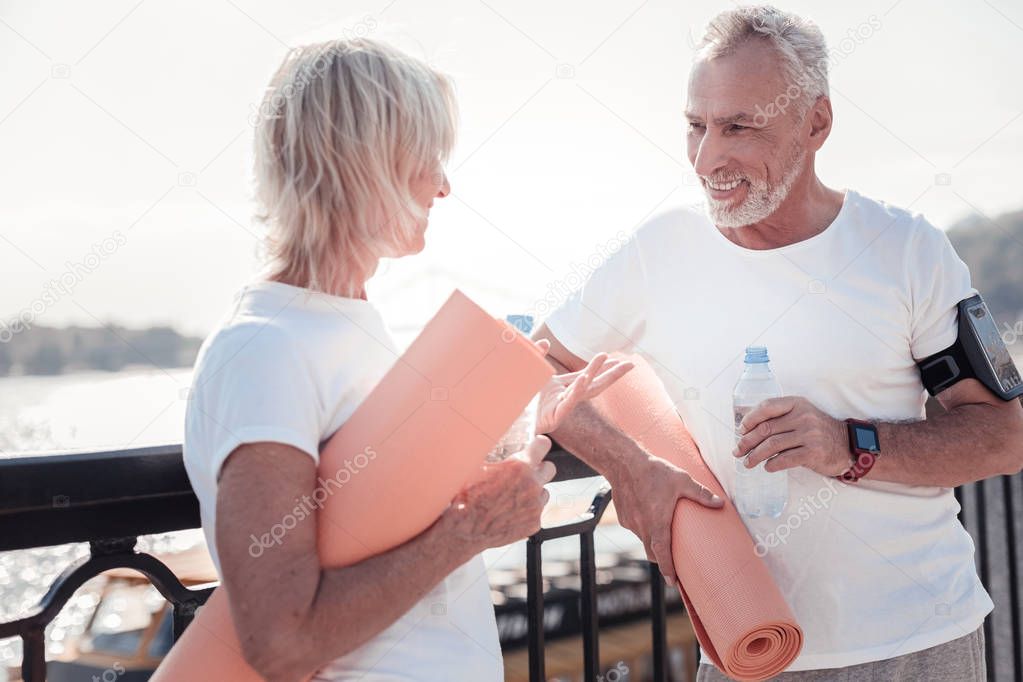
[442,436,556,551]
[533,341,635,435]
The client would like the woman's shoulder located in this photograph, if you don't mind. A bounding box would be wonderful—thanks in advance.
[192,312,306,390]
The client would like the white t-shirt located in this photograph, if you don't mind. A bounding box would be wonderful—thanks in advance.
[545,190,993,671]
[184,280,504,681]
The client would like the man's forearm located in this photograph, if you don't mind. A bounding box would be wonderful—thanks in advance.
[869,402,1023,487]
[549,399,652,483]
[543,353,654,482]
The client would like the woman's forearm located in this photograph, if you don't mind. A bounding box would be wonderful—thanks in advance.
[219,441,550,681]
[256,514,475,680]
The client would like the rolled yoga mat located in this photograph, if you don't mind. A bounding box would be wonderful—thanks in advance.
[151,289,554,681]
[590,355,803,681]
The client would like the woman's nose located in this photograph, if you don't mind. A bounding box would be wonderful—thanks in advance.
[436,172,450,198]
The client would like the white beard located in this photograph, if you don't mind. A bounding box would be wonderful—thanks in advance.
[703,138,806,229]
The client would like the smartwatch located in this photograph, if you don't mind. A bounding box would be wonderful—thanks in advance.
[840,419,880,483]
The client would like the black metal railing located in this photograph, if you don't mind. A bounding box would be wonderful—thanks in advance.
[1,445,1021,681]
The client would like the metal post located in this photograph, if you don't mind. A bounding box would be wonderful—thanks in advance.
[527,535,545,682]
[649,563,668,682]
[1003,475,1022,682]
[580,531,599,680]
[21,629,46,682]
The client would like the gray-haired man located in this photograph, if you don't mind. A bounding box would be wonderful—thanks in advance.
[535,5,1022,680]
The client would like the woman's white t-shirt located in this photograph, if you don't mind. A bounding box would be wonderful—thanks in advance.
[183,280,503,681]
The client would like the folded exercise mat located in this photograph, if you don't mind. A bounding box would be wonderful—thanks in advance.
[590,355,803,681]
[151,289,554,681]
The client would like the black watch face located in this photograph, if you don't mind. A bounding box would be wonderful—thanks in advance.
[965,300,1022,393]
[852,424,879,452]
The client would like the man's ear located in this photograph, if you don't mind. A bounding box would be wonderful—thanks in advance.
[806,95,833,152]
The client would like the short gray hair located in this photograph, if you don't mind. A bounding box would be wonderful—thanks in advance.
[696,5,829,106]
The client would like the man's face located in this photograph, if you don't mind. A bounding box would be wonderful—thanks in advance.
[685,40,809,228]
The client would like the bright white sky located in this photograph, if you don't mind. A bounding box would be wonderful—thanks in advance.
[1,0,1021,337]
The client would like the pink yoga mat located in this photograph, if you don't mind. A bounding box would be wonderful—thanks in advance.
[151,290,553,681]
[591,355,803,681]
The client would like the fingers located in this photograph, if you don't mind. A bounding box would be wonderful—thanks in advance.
[532,338,551,356]
[515,434,552,469]
[649,526,677,585]
[584,360,635,398]
[763,447,807,473]
[533,460,556,485]
[738,431,802,468]
[679,478,724,508]
[558,354,604,404]
[738,396,798,435]
[554,372,594,421]
[734,413,797,454]
[582,352,609,377]
[563,364,596,405]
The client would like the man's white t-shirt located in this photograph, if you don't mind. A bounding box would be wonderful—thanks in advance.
[183,280,504,681]
[544,190,994,671]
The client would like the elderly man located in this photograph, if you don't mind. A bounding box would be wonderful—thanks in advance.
[535,5,1023,680]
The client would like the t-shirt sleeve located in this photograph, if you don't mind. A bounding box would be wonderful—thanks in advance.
[544,230,649,362]
[909,218,976,360]
[185,325,322,484]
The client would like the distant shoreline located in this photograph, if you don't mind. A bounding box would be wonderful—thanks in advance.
[0,363,194,381]
[0,325,201,378]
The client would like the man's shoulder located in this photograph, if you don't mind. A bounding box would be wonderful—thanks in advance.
[845,189,943,242]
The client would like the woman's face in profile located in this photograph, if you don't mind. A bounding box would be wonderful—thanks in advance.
[405,161,450,253]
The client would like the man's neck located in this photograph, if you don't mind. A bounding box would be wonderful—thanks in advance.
[717,173,845,250]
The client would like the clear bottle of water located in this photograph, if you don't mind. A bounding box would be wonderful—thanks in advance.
[733,346,788,518]
[487,314,538,462]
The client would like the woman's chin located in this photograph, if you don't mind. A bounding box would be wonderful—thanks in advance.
[408,234,426,254]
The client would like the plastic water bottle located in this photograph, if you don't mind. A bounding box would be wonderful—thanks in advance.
[733,346,788,518]
[487,315,538,462]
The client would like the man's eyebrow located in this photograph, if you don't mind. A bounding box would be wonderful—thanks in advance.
[684,111,757,125]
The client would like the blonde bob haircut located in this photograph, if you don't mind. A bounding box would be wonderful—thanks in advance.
[254,39,457,297]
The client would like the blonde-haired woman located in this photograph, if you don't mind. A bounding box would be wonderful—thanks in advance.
[184,39,631,681]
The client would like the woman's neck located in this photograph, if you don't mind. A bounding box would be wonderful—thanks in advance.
[268,272,369,301]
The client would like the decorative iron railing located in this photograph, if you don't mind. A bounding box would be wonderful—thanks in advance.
[1,445,1020,681]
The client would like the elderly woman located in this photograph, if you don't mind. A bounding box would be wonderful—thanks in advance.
[183,39,631,681]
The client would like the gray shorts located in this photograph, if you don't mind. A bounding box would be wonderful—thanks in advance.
[696,625,985,682]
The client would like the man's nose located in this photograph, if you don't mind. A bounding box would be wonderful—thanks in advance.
[692,131,727,178]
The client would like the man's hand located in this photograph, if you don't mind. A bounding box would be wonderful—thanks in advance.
[734,396,849,477]
[611,455,724,585]
[534,349,635,435]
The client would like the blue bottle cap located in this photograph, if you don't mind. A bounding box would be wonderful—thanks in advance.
[506,314,534,335]
[744,346,769,364]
